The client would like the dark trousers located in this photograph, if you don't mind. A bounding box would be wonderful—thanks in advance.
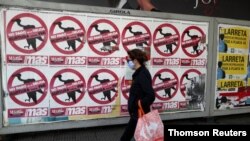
[120,117,138,141]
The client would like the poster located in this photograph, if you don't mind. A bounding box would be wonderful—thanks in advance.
[5,66,50,125]
[215,24,250,110]
[48,14,87,56]
[84,68,121,119]
[180,22,208,58]
[120,16,153,81]
[48,68,87,121]
[87,14,121,58]
[151,68,183,112]
[151,19,181,68]
[120,16,152,57]
[179,68,206,110]
[5,12,48,55]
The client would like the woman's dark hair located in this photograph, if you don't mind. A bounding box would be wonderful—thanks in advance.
[127,49,148,66]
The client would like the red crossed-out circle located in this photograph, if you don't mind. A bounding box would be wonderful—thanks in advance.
[122,21,152,51]
[153,23,180,57]
[180,69,202,97]
[87,19,120,56]
[7,13,48,54]
[181,26,205,58]
[87,69,118,104]
[50,69,86,106]
[50,16,86,55]
[152,69,179,101]
[7,67,48,106]
[121,77,130,100]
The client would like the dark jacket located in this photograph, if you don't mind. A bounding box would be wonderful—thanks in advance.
[128,65,155,119]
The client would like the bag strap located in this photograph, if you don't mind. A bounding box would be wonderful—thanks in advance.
[138,100,145,118]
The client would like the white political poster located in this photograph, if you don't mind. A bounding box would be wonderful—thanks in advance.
[151,19,181,68]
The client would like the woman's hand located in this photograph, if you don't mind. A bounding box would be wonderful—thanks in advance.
[137,0,155,11]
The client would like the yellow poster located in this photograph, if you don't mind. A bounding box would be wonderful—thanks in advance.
[217,79,244,89]
[220,27,249,49]
[218,53,248,74]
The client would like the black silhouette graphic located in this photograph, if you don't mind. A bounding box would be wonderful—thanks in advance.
[12,19,44,51]
[126,26,148,48]
[185,30,201,55]
[216,96,233,109]
[92,75,117,101]
[55,74,82,103]
[158,28,177,54]
[156,73,176,98]
[12,73,43,104]
[54,22,83,52]
[92,24,117,52]
[184,74,205,108]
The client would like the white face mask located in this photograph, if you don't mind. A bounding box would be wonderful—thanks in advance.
[127,60,135,70]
